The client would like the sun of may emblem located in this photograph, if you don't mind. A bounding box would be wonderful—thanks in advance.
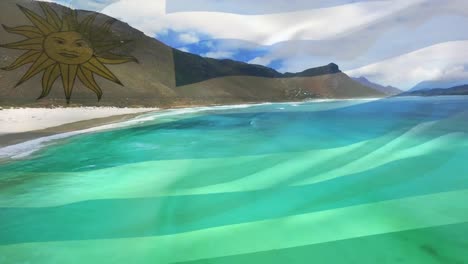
[0,3,137,103]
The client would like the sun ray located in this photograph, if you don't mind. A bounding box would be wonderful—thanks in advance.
[71,9,78,23]
[38,2,62,30]
[59,63,78,103]
[79,13,97,34]
[1,25,44,38]
[77,66,103,100]
[100,19,116,33]
[1,3,137,103]
[1,50,41,71]
[97,54,138,64]
[61,12,74,31]
[90,19,118,43]
[61,9,79,31]
[0,37,44,51]
[93,39,133,53]
[39,64,61,99]
[16,53,56,87]
[17,5,56,34]
[82,57,122,85]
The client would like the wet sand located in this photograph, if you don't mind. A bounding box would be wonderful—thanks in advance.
[0,110,155,148]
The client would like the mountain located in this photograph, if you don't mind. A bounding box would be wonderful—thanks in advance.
[352,76,402,95]
[173,51,342,86]
[0,0,384,107]
[173,50,282,86]
[400,84,468,96]
[283,63,341,78]
[409,79,468,91]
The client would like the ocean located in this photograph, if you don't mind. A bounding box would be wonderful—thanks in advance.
[0,96,468,263]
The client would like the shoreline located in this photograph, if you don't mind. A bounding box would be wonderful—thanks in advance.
[0,103,270,159]
[0,98,385,160]
[0,111,154,148]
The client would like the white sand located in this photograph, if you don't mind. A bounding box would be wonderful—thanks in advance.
[0,107,158,135]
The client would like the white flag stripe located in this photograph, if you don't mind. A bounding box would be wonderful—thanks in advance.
[1,189,468,263]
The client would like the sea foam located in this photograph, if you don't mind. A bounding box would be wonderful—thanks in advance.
[0,102,273,159]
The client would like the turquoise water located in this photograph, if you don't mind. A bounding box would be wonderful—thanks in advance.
[1,96,468,263]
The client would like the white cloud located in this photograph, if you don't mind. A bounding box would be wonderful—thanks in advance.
[201,51,235,59]
[178,47,190,52]
[345,41,468,90]
[203,41,214,49]
[248,56,273,66]
[100,0,424,45]
[166,0,383,15]
[178,33,200,44]
[231,1,468,73]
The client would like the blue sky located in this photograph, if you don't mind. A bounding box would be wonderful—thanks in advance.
[44,0,468,90]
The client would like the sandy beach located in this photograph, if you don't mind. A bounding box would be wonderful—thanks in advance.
[0,100,378,150]
[0,107,158,148]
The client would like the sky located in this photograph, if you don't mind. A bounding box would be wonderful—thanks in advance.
[44,0,468,90]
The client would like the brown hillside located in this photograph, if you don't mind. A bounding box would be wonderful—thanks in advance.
[0,0,384,108]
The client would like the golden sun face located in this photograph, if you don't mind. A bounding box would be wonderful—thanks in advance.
[44,31,94,65]
[0,3,137,103]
